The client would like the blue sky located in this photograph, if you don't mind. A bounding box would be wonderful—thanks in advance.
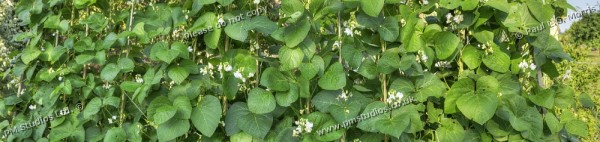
[559,0,600,32]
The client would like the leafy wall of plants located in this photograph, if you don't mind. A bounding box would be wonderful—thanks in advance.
[0,0,592,141]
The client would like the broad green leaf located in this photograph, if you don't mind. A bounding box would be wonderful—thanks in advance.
[462,45,483,69]
[248,88,276,114]
[374,113,410,138]
[555,85,575,108]
[357,58,378,79]
[318,62,346,90]
[279,46,304,71]
[75,54,95,65]
[377,48,401,74]
[191,95,222,137]
[118,58,134,72]
[276,86,299,107]
[378,17,399,41]
[545,113,561,134]
[157,119,190,141]
[100,63,120,81]
[225,102,249,136]
[311,90,341,113]
[456,91,498,125]
[196,0,216,5]
[260,67,290,91]
[434,32,460,59]
[439,0,462,9]
[83,97,102,119]
[284,18,310,47]
[566,120,588,137]
[299,63,318,79]
[168,66,189,84]
[21,47,42,64]
[237,112,273,139]
[173,96,192,119]
[437,119,466,142]
[529,88,555,108]
[103,127,126,142]
[482,48,510,73]
[360,0,384,17]
[153,105,177,125]
[445,78,474,114]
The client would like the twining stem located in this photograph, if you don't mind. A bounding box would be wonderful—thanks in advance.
[337,12,343,63]
[125,0,135,58]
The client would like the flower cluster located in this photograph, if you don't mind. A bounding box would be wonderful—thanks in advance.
[292,118,314,137]
[445,11,464,24]
[336,90,352,102]
[386,89,404,105]
[434,61,452,68]
[135,74,144,84]
[416,50,428,63]
[477,42,494,55]
[107,115,117,124]
[518,60,536,71]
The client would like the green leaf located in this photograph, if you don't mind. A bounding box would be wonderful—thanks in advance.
[191,95,222,137]
[579,93,595,108]
[482,48,511,73]
[377,48,401,74]
[374,113,410,138]
[225,102,249,136]
[462,0,479,10]
[101,63,120,81]
[118,58,134,72]
[103,127,126,142]
[566,120,588,137]
[21,47,42,64]
[173,96,192,119]
[456,88,498,125]
[318,62,346,90]
[119,81,141,93]
[237,112,273,139]
[157,119,190,141]
[260,67,290,91]
[445,78,474,114]
[248,88,276,114]
[311,90,340,113]
[196,0,216,5]
[378,17,400,41]
[555,85,575,108]
[462,45,483,69]
[276,86,299,107]
[44,15,60,29]
[545,113,561,134]
[83,97,102,119]
[357,58,378,79]
[437,119,466,142]
[168,66,189,84]
[360,0,384,17]
[434,31,460,59]
[284,18,311,47]
[279,46,304,71]
[75,54,94,65]
[153,105,177,125]
[299,63,318,79]
[439,0,462,9]
[529,88,555,108]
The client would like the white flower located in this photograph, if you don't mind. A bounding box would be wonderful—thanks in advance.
[445,13,453,23]
[108,118,114,124]
[247,72,255,78]
[28,105,36,110]
[336,91,351,101]
[187,46,193,52]
[453,14,463,23]
[333,41,341,49]
[563,70,571,80]
[422,0,429,5]
[344,27,353,37]
[518,61,529,70]
[218,17,225,24]
[253,0,260,4]
[112,115,117,120]
[292,118,313,137]
[135,74,144,83]
[395,92,404,100]
[58,76,63,81]
[185,15,189,19]
[234,71,245,82]
[421,54,428,62]
[529,63,536,70]
[224,63,232,72]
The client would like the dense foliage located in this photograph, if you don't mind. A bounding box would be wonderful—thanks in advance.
[0,0,593,141]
